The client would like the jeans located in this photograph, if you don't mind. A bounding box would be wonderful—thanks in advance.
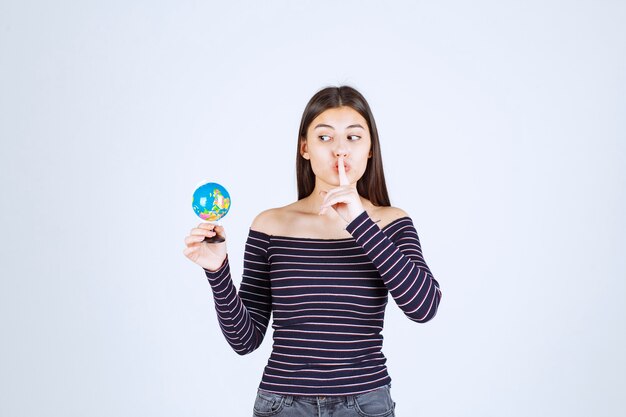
[252,384,396,417]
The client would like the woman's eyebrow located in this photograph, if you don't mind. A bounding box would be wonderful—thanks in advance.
[314,123,365,130]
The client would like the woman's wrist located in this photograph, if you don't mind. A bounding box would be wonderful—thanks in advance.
[203,256,228,273]
[347,207,366,224]
[345,209,369,230]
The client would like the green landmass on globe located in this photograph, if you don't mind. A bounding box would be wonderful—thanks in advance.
[192,182,231,222]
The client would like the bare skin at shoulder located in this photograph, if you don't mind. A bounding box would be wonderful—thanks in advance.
[252,196,408,239]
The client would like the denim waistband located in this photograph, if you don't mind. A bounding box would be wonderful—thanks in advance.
[281,394,355,406]
[258,384,391,406]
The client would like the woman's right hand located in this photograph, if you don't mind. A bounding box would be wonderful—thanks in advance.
[183,223,227,271]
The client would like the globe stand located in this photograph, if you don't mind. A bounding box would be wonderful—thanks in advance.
[192,181,231,245]
[203,234,225,244]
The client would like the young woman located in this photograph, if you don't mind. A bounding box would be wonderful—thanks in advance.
[183,86,442,417]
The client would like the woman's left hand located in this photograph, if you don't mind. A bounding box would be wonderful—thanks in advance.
[319,156,365,224]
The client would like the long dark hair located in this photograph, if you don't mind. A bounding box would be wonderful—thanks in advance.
[296,85,391,206]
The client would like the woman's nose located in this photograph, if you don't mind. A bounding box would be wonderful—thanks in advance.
[333,138,348,157]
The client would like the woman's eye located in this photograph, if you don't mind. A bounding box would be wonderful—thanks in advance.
[318,134,360,142]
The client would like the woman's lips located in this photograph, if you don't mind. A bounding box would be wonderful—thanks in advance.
[335,161,350,172]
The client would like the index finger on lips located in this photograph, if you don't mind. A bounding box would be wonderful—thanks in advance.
[338,155,349,186]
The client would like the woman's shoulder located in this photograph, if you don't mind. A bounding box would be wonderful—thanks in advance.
[250,202,303,236]
[371,205,411,228]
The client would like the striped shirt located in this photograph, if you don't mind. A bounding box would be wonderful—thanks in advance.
[204,210,442,396]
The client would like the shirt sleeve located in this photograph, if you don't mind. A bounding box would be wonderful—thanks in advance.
[203,229,272,355]
[345,210,442,323]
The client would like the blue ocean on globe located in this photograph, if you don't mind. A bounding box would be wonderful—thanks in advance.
[192,182,231,222]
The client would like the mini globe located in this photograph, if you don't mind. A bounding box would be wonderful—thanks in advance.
[192,182,231,222]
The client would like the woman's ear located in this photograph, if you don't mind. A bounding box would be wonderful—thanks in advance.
[300,139,310,160]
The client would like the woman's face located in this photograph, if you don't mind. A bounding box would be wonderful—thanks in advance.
[301,106,372,189]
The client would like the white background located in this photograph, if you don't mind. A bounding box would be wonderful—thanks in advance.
[1,1,624,416]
